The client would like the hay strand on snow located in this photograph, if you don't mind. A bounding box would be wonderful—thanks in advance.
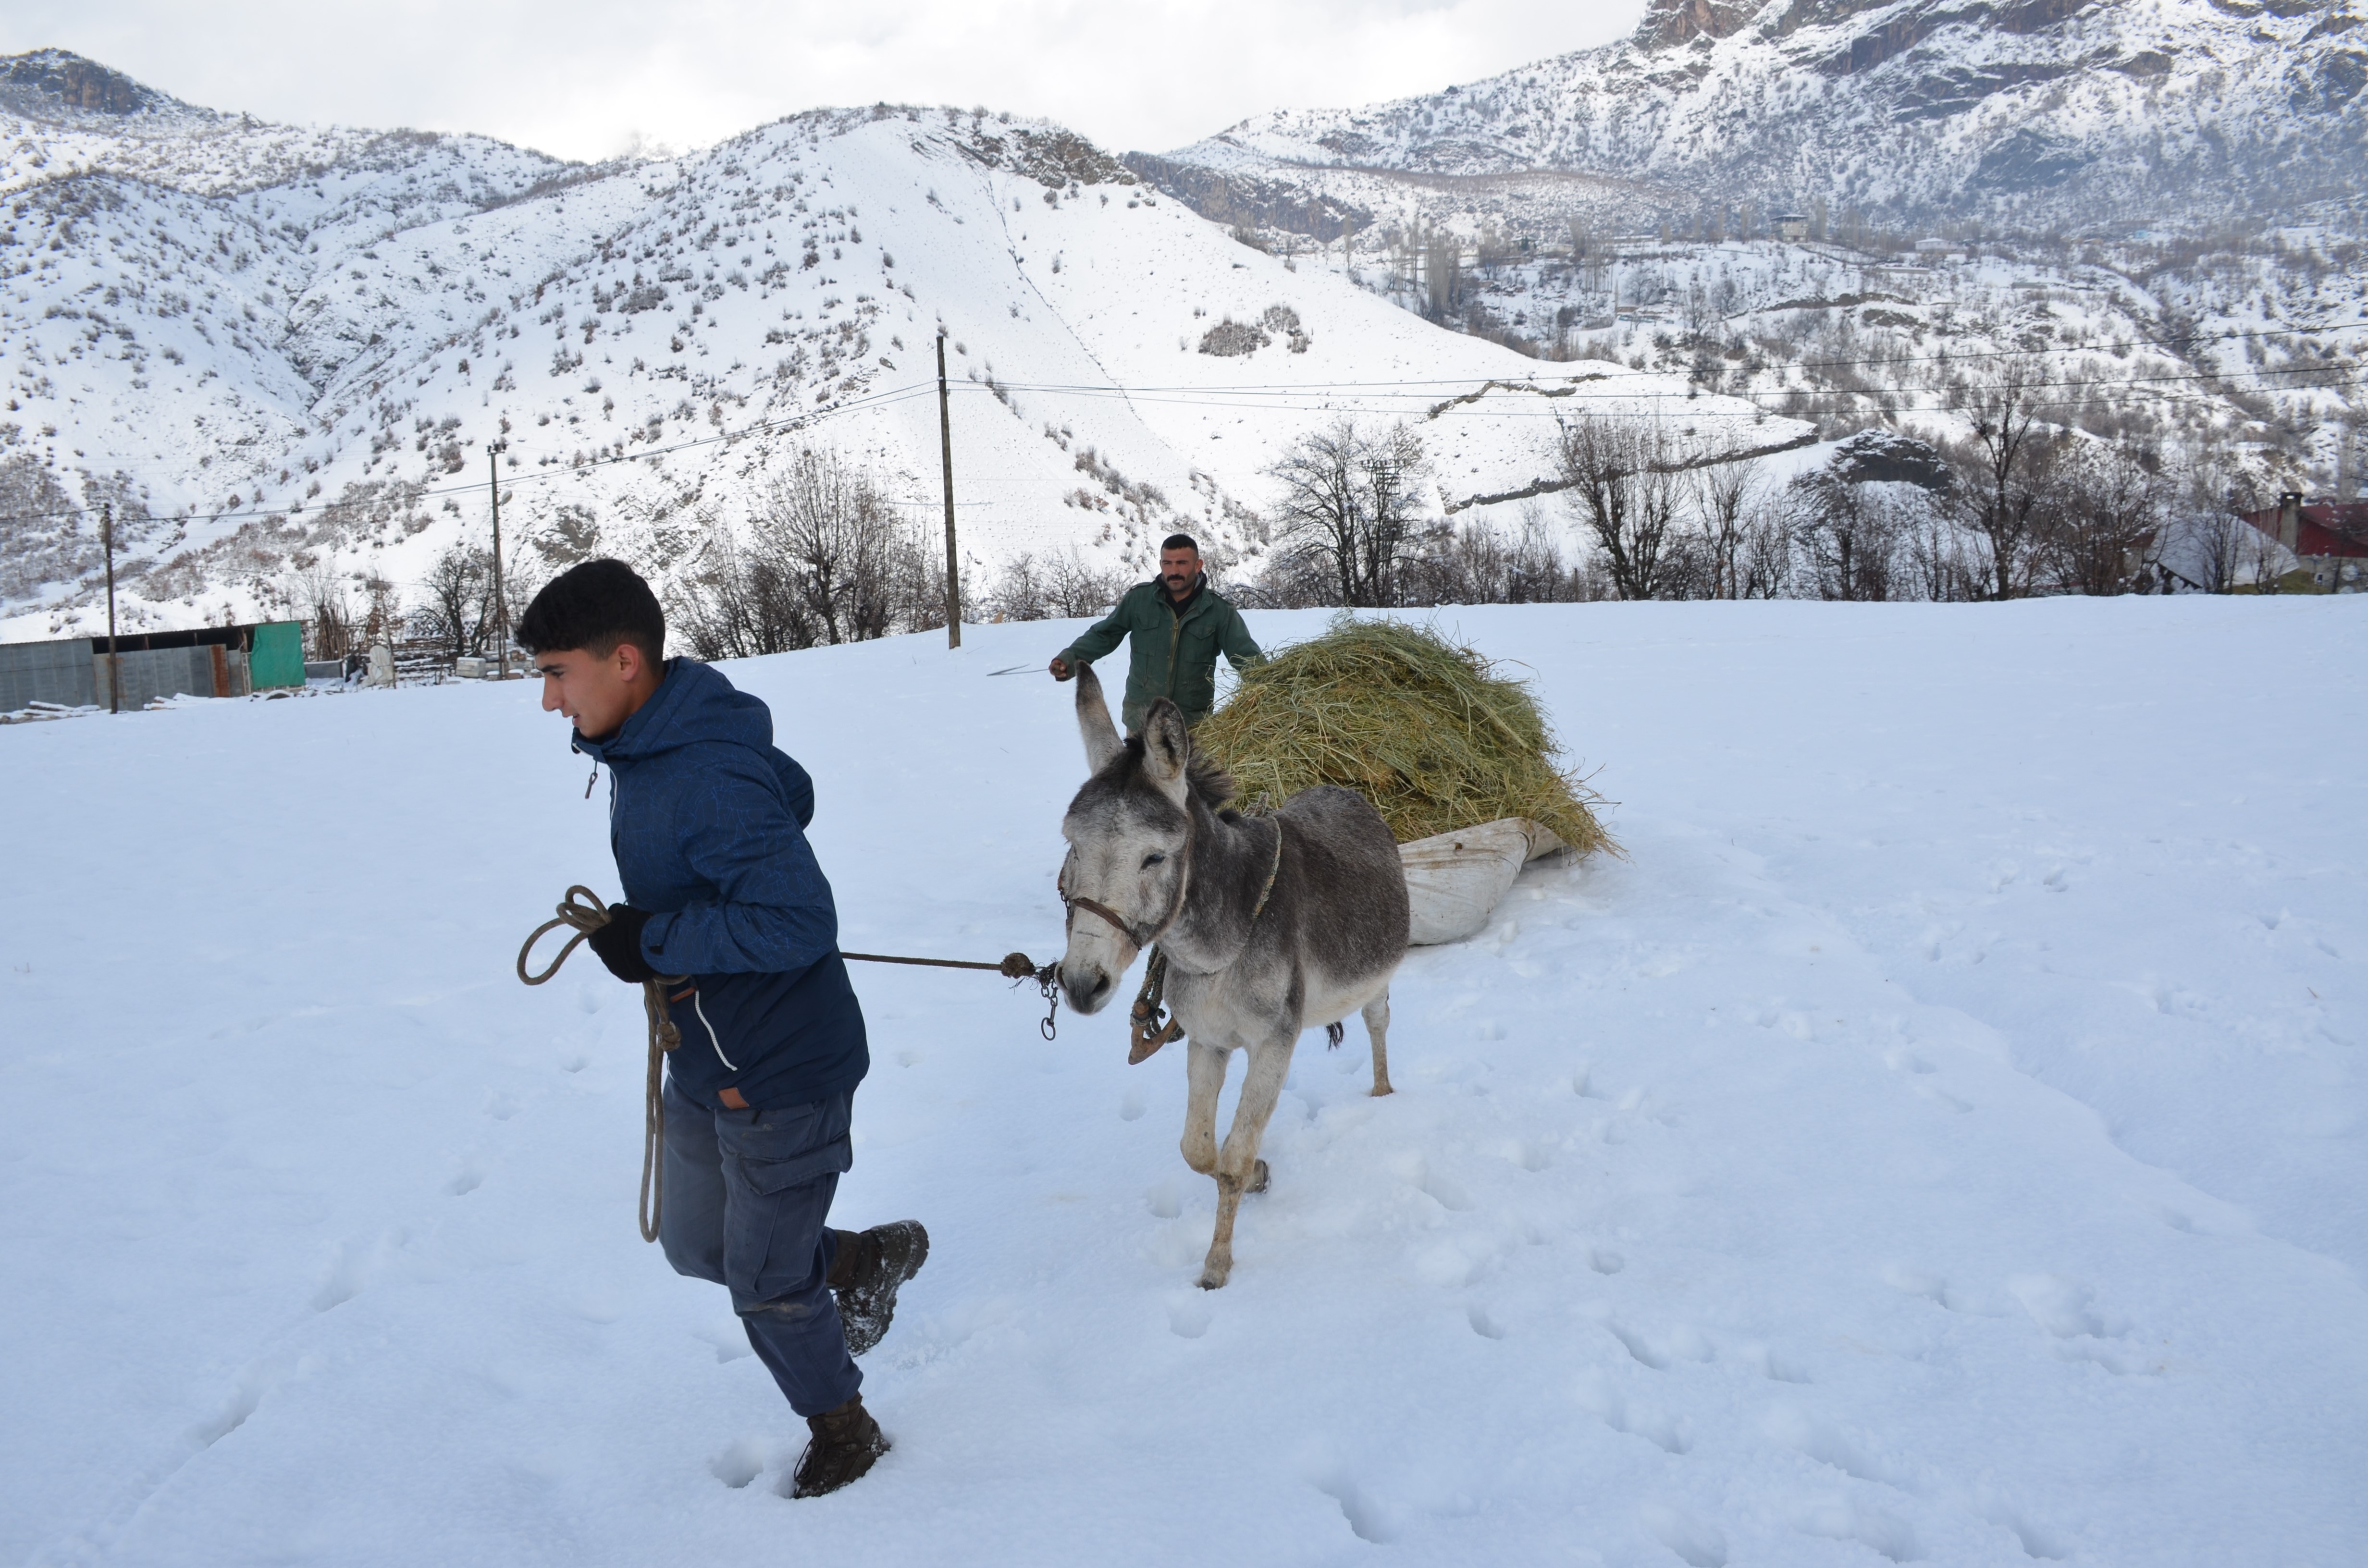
[1196,617,1616,856]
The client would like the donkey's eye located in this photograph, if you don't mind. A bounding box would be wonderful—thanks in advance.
[1142,852,1166,868]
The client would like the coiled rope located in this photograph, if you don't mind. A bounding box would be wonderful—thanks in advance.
[518,887,1065,1240]
[517,886,683,1242]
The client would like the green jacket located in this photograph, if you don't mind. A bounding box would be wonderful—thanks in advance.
[1061,577,1262,732]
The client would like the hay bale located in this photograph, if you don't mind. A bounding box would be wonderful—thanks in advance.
[1196,618,1615,857]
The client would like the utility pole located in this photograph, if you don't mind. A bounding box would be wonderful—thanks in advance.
[935,331,962,648]
[489,443,508,678]
[101,501,120,714]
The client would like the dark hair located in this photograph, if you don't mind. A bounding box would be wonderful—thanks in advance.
[515,558,665,664]
[1160,533,1200,555]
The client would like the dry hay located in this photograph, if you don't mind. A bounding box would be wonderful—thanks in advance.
[1196,617,1615,856]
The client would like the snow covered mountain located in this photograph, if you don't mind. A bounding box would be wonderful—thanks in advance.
[1147,0,2368,239]
[0,50,1792,642]
[1131,0,2368,506]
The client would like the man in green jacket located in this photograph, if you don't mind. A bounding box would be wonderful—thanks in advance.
[1049,533,1262,733]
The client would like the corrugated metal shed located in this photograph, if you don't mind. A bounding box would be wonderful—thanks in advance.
[92,645,251,709]
[0,637,98,710]
[3,619,292,711]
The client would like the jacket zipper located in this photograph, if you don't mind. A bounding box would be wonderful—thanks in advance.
[692,990,737,1071]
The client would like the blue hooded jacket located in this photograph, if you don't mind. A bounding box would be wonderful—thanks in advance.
[572,658,867,1112]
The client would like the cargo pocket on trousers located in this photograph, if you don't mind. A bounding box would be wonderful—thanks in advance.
[718,1095,854,1307]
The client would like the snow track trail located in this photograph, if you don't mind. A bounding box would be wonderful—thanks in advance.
[3,600,2364,1566]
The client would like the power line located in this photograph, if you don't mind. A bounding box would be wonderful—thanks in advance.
[3,335,2357,528]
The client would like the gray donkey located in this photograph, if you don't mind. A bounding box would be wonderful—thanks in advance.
[1057,666,1410,1288]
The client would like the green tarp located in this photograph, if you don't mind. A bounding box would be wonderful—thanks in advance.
[249,621,305,689]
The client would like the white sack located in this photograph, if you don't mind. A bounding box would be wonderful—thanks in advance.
[1399,818,1564,945]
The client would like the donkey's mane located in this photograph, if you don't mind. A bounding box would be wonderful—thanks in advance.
[1108,732,1236,812]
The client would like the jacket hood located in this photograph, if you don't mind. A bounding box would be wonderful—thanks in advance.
[573,658,771,766]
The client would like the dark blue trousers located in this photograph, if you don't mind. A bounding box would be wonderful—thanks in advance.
[658,1076,862,1417]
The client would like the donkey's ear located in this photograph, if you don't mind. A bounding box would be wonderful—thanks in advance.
[1140,699,1191,800]
[1075,663,1122,774]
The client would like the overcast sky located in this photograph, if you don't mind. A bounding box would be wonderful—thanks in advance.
[3,0,1648,164]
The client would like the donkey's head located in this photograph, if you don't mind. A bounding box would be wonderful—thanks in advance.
[1057,666,1231,1014]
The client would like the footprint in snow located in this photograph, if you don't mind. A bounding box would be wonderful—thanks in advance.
[1762,1404,1904,1487]
[1988,1508,2071,1560]
[1577,1369,1689,1453]
[1639,1500,1727,1568]
[709,1438,765,1489]
[1166,1294,1212,1340]
[1309,1472,1391,1544]
[1793,1498,1922,1564]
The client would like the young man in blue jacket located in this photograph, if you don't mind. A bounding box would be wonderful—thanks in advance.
[517,559,925,1499]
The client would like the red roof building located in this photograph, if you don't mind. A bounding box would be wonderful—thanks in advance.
[2240,493,2368,560]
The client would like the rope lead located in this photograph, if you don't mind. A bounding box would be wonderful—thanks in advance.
[518,888,1068,1238]
[517,885,682,1243]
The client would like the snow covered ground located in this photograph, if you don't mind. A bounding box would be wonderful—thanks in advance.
[4,598,2365,1567]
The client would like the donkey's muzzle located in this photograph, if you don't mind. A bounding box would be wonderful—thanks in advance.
[1061,961,1115,1015]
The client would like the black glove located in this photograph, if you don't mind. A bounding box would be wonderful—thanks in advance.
[587,904,659,985]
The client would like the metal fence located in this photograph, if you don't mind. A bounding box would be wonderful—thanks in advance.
[0,638,97,710]
[1,639,255,712]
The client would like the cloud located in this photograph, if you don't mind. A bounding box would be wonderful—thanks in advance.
[2,0,1647,162]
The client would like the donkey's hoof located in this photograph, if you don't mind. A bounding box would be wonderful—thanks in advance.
[1370,1080,1395,1098]
[1197,1263,1232,1290]
[1247,1158,1270,1194]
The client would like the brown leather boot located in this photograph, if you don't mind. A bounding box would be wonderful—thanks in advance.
[826,1221,929,1357]
[790,1394,888,1498]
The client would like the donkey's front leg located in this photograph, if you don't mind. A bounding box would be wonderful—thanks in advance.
[1179,1037,1228,1176]
[1199,1036,1294,1290]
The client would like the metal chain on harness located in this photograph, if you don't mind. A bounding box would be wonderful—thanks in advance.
[840,947,1064,1041]
[516,885,683,1243]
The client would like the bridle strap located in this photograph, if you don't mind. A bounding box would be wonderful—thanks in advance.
[1068,893,1155,950]
[1062,838,1192,954]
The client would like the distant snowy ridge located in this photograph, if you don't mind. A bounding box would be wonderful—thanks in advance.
[1148,0,2368,239]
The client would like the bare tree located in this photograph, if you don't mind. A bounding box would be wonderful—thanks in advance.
[1900,504,1983,602]
[1948,355,2058,599]
[1692,457,1768,600]
[358,575,405,650]
[1266,419,1429,607]
[415,543,498,662]
[2169,458,2259,594]
[1555,416,1685,600]
[989,550,1127,621]
[1788,471,1902,601]
[294,561,355,659]
[673,524,813,659]
[749,449,899,645]
[2040,443,2166,595]
[673,448,957,657]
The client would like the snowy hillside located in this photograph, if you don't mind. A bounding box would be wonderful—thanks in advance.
[1152,0,2368,237]
[1266,229,2366,498]
[0,53,1793,642]
[1133,0,2368,499]
[3,600,2364,1564]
